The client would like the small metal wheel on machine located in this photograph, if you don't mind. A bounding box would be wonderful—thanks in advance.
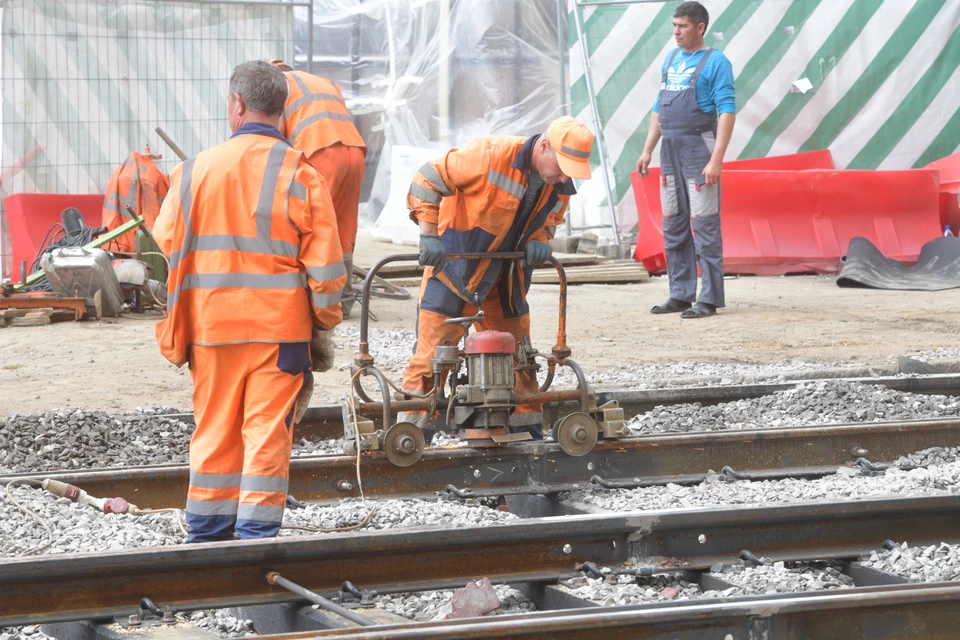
[555,412,598,457]
[382,421,425,467]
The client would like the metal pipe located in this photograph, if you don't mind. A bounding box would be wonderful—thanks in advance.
[564,359,592,411]
[264,572,375,627]
[358,252,527,364]
[546,256,570,360]
[154,127,187,161]
[357,397,442,416]
[364,366,394,428]
[573,1,622,244]
[514,388,583,406]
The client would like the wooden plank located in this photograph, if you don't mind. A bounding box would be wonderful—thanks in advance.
[532,262,649,285]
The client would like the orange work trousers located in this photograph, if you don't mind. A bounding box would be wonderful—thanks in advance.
[186,341,310,542]
[398,275,543,437]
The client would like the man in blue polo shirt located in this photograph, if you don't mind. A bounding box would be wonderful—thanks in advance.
[636,1,736,319]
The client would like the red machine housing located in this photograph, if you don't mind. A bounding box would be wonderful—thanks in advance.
[465,331,515,355]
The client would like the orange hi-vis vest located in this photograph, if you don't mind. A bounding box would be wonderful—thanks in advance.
[153,130,346,367]
[406,135,574,305]
[101,152,170,253]
[282,71,365,156]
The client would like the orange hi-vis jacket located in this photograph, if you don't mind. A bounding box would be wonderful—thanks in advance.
[101,152,170,253]
[153,127,347,367]
[281,71,366,156]
[407,134,575,309]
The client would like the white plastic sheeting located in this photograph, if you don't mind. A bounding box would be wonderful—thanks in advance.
[294,0,572,235]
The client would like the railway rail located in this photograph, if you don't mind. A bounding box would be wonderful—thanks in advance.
[3,495,960,633]
[2,416,957,507]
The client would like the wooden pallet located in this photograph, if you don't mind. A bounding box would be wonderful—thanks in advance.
[0,306,83,327]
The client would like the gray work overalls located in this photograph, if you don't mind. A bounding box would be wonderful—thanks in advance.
[658,47,724,307]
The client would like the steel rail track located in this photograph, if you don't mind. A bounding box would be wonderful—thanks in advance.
[2,495,960,626]
[267,582,960,639]
[2,417,957,508]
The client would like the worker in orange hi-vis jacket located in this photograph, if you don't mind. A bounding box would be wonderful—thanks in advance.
[101,150,170,253]
[273,60,366,318]
[397,116,594,443]
[153,61,346,543]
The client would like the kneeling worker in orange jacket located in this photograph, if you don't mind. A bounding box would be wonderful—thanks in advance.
[399,117,594,441]
[273,60,366,318]
[101,150,170,254]
[153,61,347,543]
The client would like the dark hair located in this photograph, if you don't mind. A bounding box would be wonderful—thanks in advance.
[674,1,709,32]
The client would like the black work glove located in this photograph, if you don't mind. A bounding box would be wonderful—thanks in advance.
[524,240,552,267]
[418,233,446,272]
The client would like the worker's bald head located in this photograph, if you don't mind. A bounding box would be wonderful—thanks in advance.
[228,61,288,117]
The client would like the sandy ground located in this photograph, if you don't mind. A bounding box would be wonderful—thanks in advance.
[2,234,959,416]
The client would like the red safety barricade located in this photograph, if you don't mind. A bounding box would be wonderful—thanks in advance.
[5,193,106,282]
[924,152,960,232]
[633,151,836,273]
[633,153,941,275]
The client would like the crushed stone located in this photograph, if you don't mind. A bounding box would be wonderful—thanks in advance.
[375,585,534,621]
[861,541,960,583]
[562,457,960,513]
[625,380,960,435]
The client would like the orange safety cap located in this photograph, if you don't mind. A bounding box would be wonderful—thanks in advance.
[546,116,594,180]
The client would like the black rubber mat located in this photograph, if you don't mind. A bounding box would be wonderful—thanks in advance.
[837,236,960,290]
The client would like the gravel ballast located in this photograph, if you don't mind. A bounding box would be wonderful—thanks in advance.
[560,573,718,605]
[625,380,960,435]
[861,541,960,583]
[375,585,534,621]
[713,561,854,595]
[561,457,960,513]
[0,488,511,559]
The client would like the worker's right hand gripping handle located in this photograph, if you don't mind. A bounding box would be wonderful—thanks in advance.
[418,234,446,271]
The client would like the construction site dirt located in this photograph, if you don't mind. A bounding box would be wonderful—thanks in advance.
[2,248,960,417]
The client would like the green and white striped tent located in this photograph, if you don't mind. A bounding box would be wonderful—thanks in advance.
[568,0,960,234]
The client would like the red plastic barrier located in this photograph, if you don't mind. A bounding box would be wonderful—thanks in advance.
[4,193,105,282]
[633,151,836,273]
[923,152,960,232]
[633,167,941,275]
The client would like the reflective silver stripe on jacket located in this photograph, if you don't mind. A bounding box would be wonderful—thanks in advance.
[288,112,353,144]
[487,169,526,199]
[168,272,305,306]
[417,163,452,196]
[408,182,442,204]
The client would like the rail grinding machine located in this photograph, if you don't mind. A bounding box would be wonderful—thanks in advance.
[345,252,626,467]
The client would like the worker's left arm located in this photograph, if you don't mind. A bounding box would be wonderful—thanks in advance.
[292,162,347,330]
[702,54,737,188]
